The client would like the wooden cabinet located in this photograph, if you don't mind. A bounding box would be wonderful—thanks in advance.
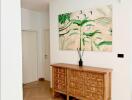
[51,63,112,100]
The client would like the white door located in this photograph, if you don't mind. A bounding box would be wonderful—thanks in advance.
[43,30,50,81]
[22,30,38,84]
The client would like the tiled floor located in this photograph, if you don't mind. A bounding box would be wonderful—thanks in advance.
[23,81,65,100]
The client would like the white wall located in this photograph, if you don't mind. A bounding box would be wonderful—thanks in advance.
[50,0,132,100]
[21,8,49,30]
[21,8,49,80]
[1,0,22,100]
[128,0,132,98]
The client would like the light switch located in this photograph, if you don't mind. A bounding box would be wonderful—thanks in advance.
[117,54,124,58]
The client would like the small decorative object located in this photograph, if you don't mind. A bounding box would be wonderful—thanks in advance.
[77,48,84,66]
[79,58,83,66]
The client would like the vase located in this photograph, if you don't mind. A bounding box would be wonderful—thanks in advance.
[79,58,83,66]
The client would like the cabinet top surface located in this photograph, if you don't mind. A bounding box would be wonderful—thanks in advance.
[51,63,112,73]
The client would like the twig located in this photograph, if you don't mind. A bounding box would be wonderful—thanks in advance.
[77,48,85,59]
[81,48,85,58]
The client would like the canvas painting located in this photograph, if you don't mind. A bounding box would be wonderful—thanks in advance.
[58,5,112,51]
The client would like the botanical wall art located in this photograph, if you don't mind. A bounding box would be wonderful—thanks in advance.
[58,5,112,51]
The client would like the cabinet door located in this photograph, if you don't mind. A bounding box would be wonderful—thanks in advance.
[54,67,67,93]
[67,69,84,98]
[84,72,104,100]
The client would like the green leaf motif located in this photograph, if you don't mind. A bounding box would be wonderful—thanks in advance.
[72,20,82,26]
[93,41,99,49]
[59,22,72,32]
[59,30,71,37]
[97,41,112,46]
[83,30,101,37]
[73,28,79,30]
[80,19,92,26]
[82,38,85,46]
[86,24,94,26]
[69,32,79,36]
[73,19,94,26]
[82,37,90,46]
[58,13,71,24]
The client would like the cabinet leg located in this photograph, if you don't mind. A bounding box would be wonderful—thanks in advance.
[67,95,69,100]
[52,91,55,98]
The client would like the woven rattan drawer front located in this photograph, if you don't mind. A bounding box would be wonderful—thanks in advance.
[67,69,84,98]
[84,72,104,100]
[54,67,67,93]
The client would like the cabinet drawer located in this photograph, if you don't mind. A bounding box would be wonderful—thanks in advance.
[67,69,84,97]
[53,67,67,93]
[84,72,104,100]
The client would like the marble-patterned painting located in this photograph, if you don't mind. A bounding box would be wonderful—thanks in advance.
[58,5,112,51]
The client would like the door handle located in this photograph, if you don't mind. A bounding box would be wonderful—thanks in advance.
[44,54,48,58]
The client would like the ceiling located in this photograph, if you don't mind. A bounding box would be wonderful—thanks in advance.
[21,0,50,12]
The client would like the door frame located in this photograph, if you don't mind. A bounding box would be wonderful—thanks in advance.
[21,30,39,83]
[43,29,51,81]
